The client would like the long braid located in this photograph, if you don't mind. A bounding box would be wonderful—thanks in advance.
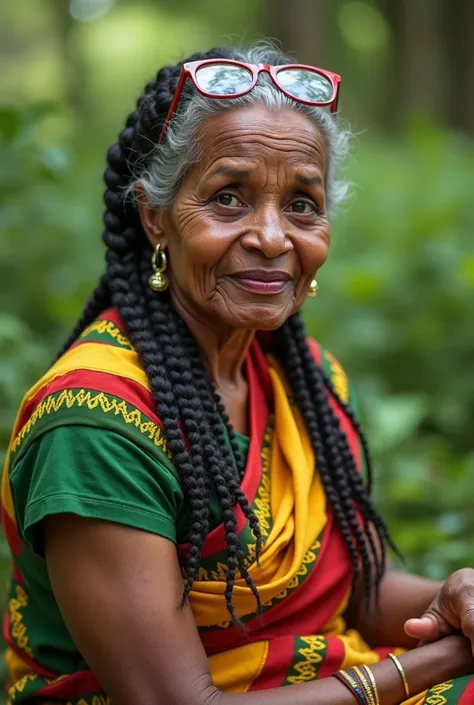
[287,317,374,602]
[166,307,262,620]
[176,317,263,613]
[276,313,399,605]
[146,306,211,599]
[290,318,401,578]
[165,315,243,624]
[274,321,363,589]
[57,46,396,623]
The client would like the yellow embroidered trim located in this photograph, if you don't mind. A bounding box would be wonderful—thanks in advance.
[8,585,32,657]
[252,422,272,541]
[7,673,37,702]
[324,351,349,404]
[7,673,110,705]
[424,681,454,705]
[270,534,321,602]
[80,319,132,349]
[8,674,69,702]
[286,635,326,684]
[11,389,169,457]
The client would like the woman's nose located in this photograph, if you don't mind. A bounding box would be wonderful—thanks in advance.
[240,209,292,259]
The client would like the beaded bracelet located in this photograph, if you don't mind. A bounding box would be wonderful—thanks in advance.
[354,665,380,705]
[333,670,367,704]
[361,665,380,705]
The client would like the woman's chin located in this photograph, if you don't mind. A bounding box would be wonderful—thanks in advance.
[217,302,296,331]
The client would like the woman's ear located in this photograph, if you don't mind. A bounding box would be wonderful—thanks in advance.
[136,183,168,249]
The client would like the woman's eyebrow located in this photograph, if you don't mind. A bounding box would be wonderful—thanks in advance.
[295,173,323,187]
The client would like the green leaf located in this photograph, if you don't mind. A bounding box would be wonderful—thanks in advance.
[0,107,21,143]
[366,395,428,453]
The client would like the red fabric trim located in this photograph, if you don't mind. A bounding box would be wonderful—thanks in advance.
[250,335,273,402]
[374,647,392,661]
[459,679,474,704]
[318,635,346,678]
[178,339,269,560]
[306,337,323,366]
[1,507,21,556]
[248,636,294,691]
[34,670,101,698]
[15,368,159,441]
[11,563,24,585]
[333,396,360,469]
[3,618,57,679]
[98,307,125,329]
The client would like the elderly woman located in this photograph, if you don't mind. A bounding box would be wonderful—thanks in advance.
[2,43,474,705]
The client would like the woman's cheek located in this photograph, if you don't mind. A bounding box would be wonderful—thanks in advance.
[298,240,329,275]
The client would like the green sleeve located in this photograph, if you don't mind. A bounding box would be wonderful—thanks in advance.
[9,425,185,554]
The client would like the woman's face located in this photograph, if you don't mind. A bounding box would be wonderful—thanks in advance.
[141,104,330,332]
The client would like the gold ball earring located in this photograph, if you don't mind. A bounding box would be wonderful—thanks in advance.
[149,243,169,292]
[307,278,319,298]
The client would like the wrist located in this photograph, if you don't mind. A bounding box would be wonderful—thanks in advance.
[400,636,473,684]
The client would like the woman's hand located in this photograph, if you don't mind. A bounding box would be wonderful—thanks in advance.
[405,568,474,655]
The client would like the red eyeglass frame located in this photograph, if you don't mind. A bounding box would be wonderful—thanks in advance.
[158,59,341,143]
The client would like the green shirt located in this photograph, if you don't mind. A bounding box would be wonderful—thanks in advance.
[6,423,248,683]
[12,424,249,552]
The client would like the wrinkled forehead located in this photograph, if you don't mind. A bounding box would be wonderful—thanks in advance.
[195,106,328,177]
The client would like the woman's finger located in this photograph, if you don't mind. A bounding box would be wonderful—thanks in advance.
[405,613,453,643]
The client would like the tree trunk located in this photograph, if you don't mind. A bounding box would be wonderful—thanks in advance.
[399,0,447,124]
[266,0,328,66]
[444,0,474,134]
[56,3,90,122]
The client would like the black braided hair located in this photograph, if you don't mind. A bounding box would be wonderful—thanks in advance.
[57,46,398,622]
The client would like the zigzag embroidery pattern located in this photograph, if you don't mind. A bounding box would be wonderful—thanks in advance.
[79,319,133,350]
[11,389,169,457]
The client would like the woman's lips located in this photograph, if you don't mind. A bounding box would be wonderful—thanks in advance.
[228,270,292,295]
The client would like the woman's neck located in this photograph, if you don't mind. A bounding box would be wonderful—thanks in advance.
[170,293,255,388]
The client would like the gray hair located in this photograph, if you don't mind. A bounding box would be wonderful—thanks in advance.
[128,43,352,216]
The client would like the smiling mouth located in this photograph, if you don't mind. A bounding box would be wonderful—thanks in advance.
[228,270,292,295]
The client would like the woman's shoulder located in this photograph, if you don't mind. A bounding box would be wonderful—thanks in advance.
[9,309,169,467]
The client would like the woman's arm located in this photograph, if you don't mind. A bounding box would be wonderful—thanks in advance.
[44,516,472,705]
[346,567,443,649]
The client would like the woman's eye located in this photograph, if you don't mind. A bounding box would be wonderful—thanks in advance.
[289,200,318,215]
[215,193,242,208]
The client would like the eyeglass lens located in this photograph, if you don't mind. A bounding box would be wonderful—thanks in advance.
[277,68,334,103]
[195,64,253,95]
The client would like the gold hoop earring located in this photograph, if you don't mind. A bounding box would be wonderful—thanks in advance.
[149,243,169,292]
[307,278,319,298]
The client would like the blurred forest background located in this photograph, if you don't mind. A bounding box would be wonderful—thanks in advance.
[0,0,473,693]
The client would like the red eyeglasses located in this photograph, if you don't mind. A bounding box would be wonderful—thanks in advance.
[158,59,341,143]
